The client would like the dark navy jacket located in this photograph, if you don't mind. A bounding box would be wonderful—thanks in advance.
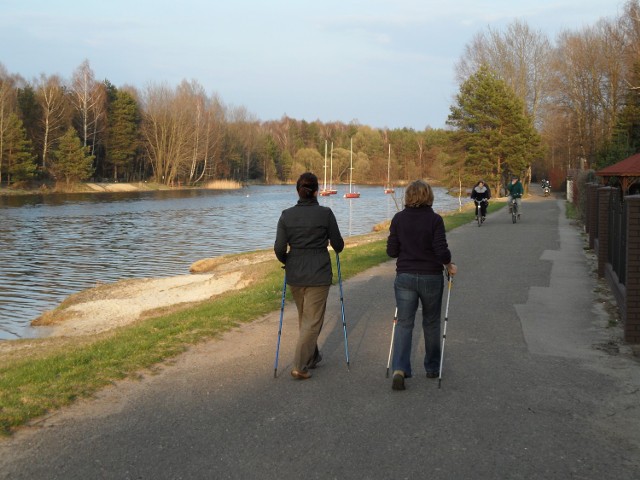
[386,205,451,275]
[274,198,344,286]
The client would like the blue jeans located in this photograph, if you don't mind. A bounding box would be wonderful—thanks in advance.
[507,196,522,213]
[392,273,444,377]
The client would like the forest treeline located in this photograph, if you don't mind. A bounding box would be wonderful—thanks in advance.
[1,1,638,194]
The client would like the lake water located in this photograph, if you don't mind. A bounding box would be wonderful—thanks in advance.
[0,184,469,340]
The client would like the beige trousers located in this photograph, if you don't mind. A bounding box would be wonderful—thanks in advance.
[290,285,330,371]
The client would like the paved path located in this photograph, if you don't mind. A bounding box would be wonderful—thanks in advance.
[2,191,640,479]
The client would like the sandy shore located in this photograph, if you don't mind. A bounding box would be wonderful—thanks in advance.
[29,251,275,338]
[21,229,392,344]
[0,179,243,196]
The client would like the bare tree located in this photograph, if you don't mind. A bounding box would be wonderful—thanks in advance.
[455,19,553,126]
[70,60,106,157]
[550,20,626,168]
[35,74,69,170]
[226,105,260,182]
[193,93,226,183]
[141,80,215,185]
[141,83,180,184]
[620,0,640,90]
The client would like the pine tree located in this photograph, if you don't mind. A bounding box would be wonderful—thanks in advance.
[447,65,542,195]
[49,127,95,185]
[3,113,37,184]
[105,88,140,181]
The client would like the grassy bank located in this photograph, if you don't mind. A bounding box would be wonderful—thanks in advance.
[0,204,495,436]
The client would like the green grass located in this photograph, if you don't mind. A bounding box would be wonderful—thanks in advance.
[0,210,471,436]
[565,201,579,220]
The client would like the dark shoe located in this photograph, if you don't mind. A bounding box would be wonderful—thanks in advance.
[392,371,405,391]
[482,216,486,221]
[291,369,311,380]
[426,371,439,379]
[308,351,322,369]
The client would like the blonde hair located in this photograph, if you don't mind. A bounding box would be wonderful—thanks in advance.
[404,180,434,207]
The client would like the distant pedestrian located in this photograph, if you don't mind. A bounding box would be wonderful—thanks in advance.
[386,179,457,391]
[274,172,344,380]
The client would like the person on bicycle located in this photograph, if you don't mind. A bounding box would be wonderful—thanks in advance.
[470,179,491,221]
[506,176,524,216]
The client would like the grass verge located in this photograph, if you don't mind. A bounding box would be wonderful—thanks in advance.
[565,201,579,220]
[0,208,483,436]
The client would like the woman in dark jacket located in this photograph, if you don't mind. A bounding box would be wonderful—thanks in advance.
[386,180,457,391]
[470,179,491,220]
[274,172,344,380]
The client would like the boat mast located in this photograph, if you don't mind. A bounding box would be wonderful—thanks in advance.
[387,143,391,188]
[323,140,328,190]
[329,142,334,190]
[349,138,353,193]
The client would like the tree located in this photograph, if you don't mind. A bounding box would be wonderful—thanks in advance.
[35,73,70,171]
[2,113,37,183]
[292,147,323,176]
[16,84,42,158]
[0,64,19,184]
[595,64,640,168]
[105,87,140,181]
[70,60,106,164]
[447,65,543,195]
[140,80,226,185]
[259,134,279,184]
[621,0,640,91]
[456,19,553,127]
[550,21,626,169]
[49,127,94,184]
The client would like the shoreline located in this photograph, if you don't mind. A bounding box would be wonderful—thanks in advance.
[1,185,474,346]
[0,180,244,196]
[0,177,448,197]
[0,231,389,351]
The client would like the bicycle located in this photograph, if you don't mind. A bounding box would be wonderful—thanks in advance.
[474,199,488,227]
[510,198,520,223]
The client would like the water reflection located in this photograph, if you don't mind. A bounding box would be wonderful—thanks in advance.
[0,184,468,339]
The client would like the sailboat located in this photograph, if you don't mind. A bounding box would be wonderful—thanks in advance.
[384,144,394,194]
[344,138,360,198]
[320,140,331,196]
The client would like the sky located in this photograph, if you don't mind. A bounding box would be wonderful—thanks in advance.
[0,0,626,131]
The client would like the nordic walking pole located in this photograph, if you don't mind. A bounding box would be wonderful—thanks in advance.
[385,307,398,378]
[273,272,287,378]
[438,271,453,388]
[336,253,350,370]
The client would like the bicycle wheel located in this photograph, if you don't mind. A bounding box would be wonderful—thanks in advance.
[477,204,482,227]
[512,203,517,223]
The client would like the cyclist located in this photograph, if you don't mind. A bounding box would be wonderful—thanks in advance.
[506,176,524,217]
[470,179,491,221]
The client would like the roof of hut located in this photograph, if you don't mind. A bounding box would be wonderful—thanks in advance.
[596,153,640,177]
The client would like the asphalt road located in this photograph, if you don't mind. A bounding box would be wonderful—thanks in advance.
[1,190,639,479]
